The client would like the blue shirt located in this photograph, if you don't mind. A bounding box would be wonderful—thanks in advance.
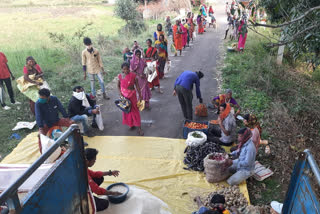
[35,96,68,128]
[174,71,202,98]
[231,139,256,172]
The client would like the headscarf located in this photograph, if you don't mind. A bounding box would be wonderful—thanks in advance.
[219,103,231,121]
[244,114,262,134]
[73,91,90,108]
[237,128,252,150]
[130,49,145,73]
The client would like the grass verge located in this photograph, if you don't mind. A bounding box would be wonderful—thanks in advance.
[222,29,320,205]
[0,3,159,159]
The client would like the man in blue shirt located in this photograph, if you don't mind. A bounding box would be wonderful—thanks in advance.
[226,127,256,185]
[173,70,203,120]
[35,88,72,136]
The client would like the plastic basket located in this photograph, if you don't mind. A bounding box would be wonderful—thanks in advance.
[183,120,209,139]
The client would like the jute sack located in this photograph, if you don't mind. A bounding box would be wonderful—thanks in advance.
[204,153,230,183]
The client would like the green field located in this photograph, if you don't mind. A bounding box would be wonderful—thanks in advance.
[0,1,156,159]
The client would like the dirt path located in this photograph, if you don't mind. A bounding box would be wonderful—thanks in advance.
[97,1,227,138]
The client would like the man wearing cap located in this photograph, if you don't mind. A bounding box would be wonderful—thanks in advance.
[173,70,204,120]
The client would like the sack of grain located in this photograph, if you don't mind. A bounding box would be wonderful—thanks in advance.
[204,153,230,183]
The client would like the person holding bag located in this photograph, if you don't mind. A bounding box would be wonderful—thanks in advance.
[117,62,144,136]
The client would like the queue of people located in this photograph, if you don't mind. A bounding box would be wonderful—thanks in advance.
[225,1,249,52]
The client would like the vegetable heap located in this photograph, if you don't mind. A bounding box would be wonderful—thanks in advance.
[185,122,208,129]
[191,132,203,138]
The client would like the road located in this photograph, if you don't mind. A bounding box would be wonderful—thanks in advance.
[98,2,227,138]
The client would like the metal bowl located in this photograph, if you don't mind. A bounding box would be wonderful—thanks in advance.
[106,183,130,204]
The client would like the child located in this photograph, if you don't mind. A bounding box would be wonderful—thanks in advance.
[193,194,230,214]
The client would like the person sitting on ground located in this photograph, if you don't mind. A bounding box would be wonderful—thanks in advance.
[82,37,109,100]
[208,103,236,146]
[212,89,241,116]
[193,194,230,214]
[173,70,204,120]
[18,56,48,115]
[85,148,122,212]
[35,88,72,136]
[68,86,100,137]
[243,114,262,151]
[0,51,20,110]
[226,127,256,185]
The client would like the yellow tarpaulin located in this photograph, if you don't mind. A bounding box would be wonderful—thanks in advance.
[2,133,250,214]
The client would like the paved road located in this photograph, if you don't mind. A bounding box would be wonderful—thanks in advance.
[98,3,226,138]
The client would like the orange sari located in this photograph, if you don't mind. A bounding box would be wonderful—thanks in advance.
[173,24,182,51]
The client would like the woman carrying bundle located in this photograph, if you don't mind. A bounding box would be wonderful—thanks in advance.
[118,62,143,136]
[130,49,151,109]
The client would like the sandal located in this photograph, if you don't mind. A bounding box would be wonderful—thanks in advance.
[137,129,144,136]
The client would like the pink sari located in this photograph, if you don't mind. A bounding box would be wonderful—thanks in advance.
[238,21,248,51]
[180,24,187,47]
[118,72,141,127]
[130,53,151,108]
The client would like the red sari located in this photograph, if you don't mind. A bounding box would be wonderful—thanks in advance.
[145,47,160,88]
[118,72,141,127]
[173,24,183,51]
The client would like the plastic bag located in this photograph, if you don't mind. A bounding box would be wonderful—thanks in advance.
[193,31,197,39]
[164,61,171,74]
[40,134,61,164]
[95,105,104,131]
[185,131,207,147]
[137,100,145,111]
[195,104,208,117]
[170,44,177,55]
[115,97,131,113]
[0,84,6,106]
[145,61,157,83]
[204,153,230,183]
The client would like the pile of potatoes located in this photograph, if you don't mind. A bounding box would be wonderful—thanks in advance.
[203,185,248,210]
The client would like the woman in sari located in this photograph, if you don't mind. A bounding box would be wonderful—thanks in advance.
[212,89,241,116]
[197,14,204,34]
[154,24,165,42]
[173,20,183,56]
[144,39,161,93]
[155,34,169,82]
[118,62,143,136]
[237,20,248,52]
[180,20,188,48]
[187,13,195,42]
[17,56,49,115]
[165,16,173,37]
[130,49,151,109]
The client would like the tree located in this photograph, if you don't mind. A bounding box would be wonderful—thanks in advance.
[252,0,320,69]
[115,0,139,23]
[114,0,146,34]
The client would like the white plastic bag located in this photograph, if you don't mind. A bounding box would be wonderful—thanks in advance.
[193,31,197,39]
[40,80,51,90]
[185,131,207,147]
[164,61,171,74]
[146,61,157,83]
[96,105,104,131]
[40,134,61,164]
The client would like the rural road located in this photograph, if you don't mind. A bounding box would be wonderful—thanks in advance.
[98,2,227,138]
